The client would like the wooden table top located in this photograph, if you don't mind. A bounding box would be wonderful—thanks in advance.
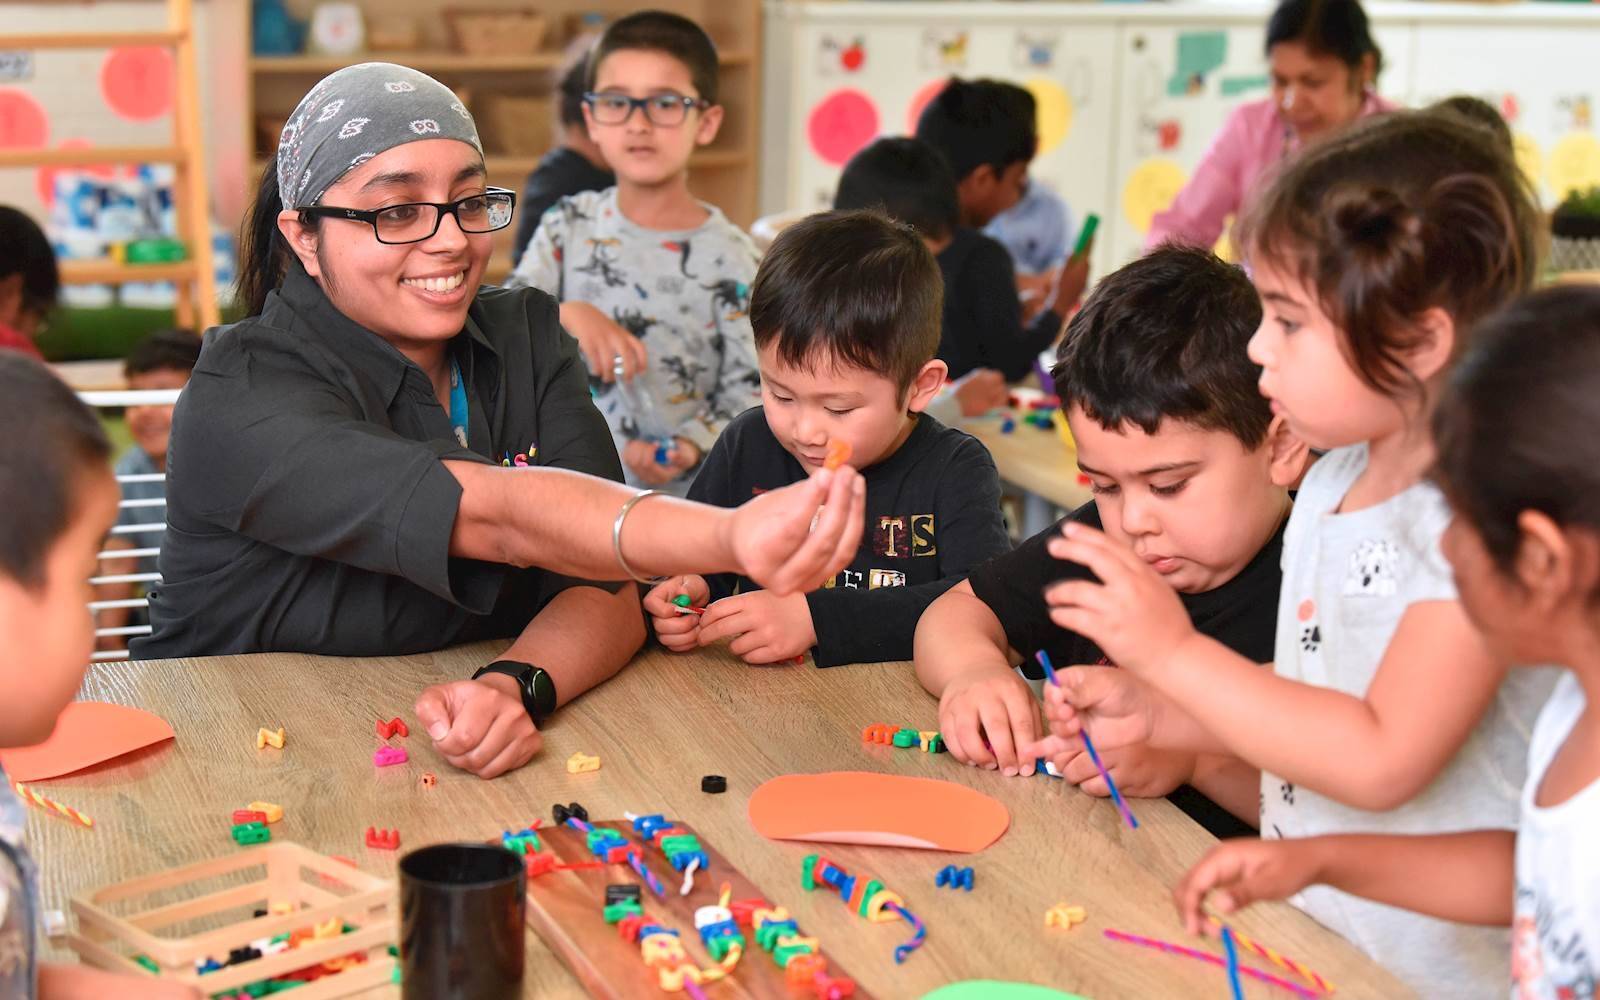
[961,414,1093,515]
[31,643,1411,999]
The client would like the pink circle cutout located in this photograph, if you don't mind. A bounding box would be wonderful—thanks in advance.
[0,89,49,149]
[807,89,879,167]
[102,47,174,121]
[906,78,950,134]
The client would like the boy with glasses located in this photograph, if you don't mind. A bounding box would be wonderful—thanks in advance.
[507,11,761,496]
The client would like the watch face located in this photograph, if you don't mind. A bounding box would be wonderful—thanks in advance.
[529,668,557,716]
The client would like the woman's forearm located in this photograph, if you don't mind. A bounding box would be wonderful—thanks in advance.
[448,461,734,581]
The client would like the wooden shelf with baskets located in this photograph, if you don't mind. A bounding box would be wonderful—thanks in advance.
[246,2,762,282]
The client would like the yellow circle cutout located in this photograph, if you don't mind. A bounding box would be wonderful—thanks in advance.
[1548,132,1600,201]
[1025,77,1073,155]
[1122,158,1187,234]
[1512,132,1544,196]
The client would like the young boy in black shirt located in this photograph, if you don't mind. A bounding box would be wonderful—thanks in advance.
[910,81,1089,381]
[914,245,1309,835]
[644,210,1010,667]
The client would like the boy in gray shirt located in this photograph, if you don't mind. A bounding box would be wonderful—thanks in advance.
[507,12,760,495]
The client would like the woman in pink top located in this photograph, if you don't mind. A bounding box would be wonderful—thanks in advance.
[1147,0,1397,250]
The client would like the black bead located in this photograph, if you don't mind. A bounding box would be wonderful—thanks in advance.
[605,883,643,905]
[552,803,571,824]
[701,775,727,794]
[567,801,588,822]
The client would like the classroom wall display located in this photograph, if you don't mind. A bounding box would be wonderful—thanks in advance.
[1406,22,1600,204]
[762,2,1600,273]
[764,7,1117,271]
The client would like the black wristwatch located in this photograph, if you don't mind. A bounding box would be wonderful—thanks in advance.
[472,660,558,723]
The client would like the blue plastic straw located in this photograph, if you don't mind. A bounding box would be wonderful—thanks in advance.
[1222,925,1245,1000]
[1036,650,1138,830]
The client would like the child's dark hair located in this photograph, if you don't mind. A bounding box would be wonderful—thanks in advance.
[914,78,1037,183]
[833,138,959,240]
[1265,0,1383,78]
[124,328,202,379]
[587,10,719,105]
[557,51,592,129]
[1052,244,1268,448]
[0,205,61,318]
[1240,109,1539,399]
[1428,95,1513,153]
[750,210,942,394]
[1433,285,1600,578]
[0,354,111,588]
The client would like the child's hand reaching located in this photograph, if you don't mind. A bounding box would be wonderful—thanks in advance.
[937,665,1041,776]
[561,301,648,382]
[1052,743,1196,799]
[1043,522,1198,672]
[1174,838,1328,936]
[644,575,711,652]
[1028,665,1161,755]
[623,438,699,486]
[696,589,817,665]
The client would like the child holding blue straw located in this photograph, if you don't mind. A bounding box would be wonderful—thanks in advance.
[1174,286,1600,1000]
[1028,112,1556,999]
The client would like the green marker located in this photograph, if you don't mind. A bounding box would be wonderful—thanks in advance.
[1070,213,1100,260]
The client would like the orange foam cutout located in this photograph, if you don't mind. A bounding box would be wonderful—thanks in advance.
[747,771,1009,853]
[0,701,174,781]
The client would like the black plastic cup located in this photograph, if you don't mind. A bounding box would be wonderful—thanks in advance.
[399,843,526,999]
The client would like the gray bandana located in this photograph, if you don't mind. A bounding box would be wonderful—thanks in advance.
[276,62,482,210]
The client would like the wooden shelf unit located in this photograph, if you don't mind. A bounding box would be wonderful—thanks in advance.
[0,0,221,329]
[246,2,762,280]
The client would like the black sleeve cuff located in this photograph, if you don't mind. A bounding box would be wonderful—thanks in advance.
[395,454,504,614]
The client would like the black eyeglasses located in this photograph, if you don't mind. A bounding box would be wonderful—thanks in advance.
[301,188,517,245]
[584,91,709,127]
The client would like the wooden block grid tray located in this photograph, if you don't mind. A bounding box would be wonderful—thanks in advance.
[68,840,396,999]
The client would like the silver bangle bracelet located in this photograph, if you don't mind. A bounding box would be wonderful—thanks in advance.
[612,489,669,585]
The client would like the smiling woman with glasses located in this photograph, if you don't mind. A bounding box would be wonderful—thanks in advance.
[137,62,867,783]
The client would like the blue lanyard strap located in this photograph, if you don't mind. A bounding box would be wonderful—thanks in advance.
[448,356,469,448]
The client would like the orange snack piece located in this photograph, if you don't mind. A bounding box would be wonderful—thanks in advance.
[824,439,852,470]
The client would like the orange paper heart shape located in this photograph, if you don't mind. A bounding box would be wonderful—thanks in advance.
[0,702,174,781]
[748,771,1009,852]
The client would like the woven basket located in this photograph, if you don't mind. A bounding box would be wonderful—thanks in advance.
[366,15,421,52]
[445,9,547,56]
[478,93,553,157]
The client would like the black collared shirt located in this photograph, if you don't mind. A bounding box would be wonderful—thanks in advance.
[133,263,623,659]
[937,227,1064,382]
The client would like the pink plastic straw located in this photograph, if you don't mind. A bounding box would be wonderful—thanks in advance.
[1103,929,1319,999]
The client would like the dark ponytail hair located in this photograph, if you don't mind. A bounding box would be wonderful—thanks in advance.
[1240,110,1541,399]
[1266,0,1383,78]
[1432,285,1600,580]
[236,156,305,317]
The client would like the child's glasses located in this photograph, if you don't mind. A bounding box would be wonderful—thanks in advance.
[584,92,709,127]
[300,188,516,245]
